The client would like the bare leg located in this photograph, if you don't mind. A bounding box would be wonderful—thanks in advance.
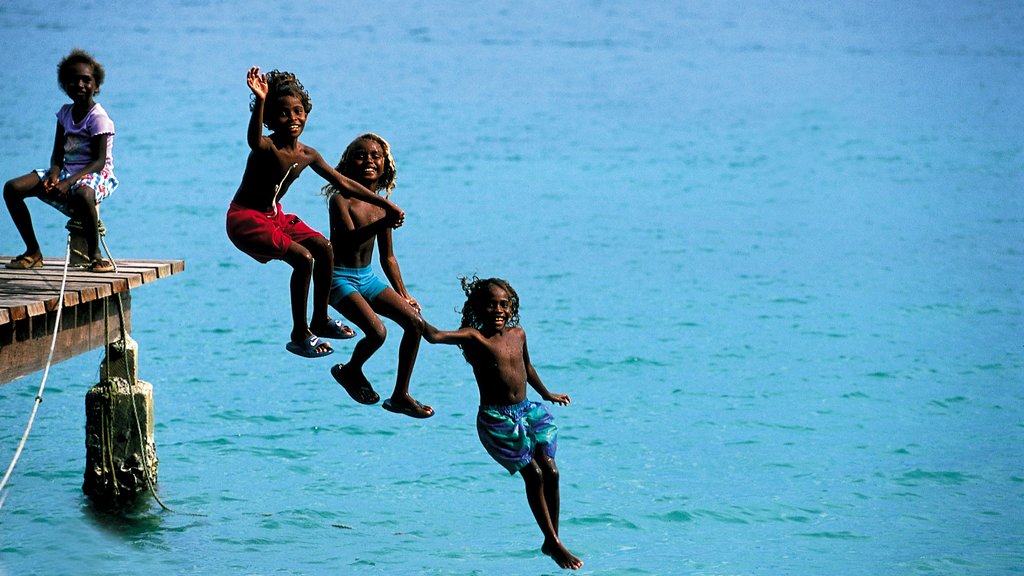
[68,185,101,260]
[332,292,386,379]
[537,450,561,534]
[280,241,329,354]
[520,458,583,570]
[370,288,426,406]
[3,173,46,258]
[298,235,335,329]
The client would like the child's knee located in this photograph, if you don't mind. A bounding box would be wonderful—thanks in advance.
[367,322,387,345]
[310,236,331,258]
[4,178,26,199]
[406,313,424,335]
[69,186,96,208]
[537,452,558,477]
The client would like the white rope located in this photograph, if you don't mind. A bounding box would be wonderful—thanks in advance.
[0,237,73,510]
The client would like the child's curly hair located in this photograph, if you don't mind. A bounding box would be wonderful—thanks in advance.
[253,69,312,126]
[57,49,105,96]
[321,133,398,199]
[457,276,520,363]
[459,276,520,330]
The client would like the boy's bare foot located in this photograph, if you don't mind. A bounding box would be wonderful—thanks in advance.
[331,364,380,405]
[542,540,583,570]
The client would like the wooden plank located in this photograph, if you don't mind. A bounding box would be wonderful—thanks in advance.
[0,301,130,385]
[0,257,182,385]
[0,257,182,327]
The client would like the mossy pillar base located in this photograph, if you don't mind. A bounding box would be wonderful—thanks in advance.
[82,336,158,507]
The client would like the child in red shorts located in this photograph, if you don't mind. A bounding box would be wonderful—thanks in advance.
[226,67,404,358]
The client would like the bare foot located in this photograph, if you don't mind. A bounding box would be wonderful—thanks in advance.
[542,540,583,570]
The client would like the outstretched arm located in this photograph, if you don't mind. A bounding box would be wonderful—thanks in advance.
[422,321,478,346]
[311,154,405,227]
[246,66,269,150]
[522,334,570,406]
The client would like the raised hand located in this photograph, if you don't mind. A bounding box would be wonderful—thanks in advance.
[247,66,268,100]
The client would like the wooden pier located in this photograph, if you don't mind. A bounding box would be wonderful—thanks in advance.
[0,257,184,384]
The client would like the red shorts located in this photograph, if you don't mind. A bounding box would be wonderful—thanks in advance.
[226,202,323,263]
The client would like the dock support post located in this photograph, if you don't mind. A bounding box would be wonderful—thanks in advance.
[82,335,158,507]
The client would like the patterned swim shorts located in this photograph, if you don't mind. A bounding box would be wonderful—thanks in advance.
[477,399,558,475]
[35,168,119,217]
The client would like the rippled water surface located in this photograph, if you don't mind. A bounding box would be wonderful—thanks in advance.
[1,1,1022,575]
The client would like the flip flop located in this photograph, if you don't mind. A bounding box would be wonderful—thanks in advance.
[5,254,43,269]
[382,398,434,419]
[89,258,115,273]
[331,364,380,405]
[312,318,356,340]
[285,335,333,358]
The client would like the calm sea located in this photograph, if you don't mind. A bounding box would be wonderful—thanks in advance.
[1,1,1022,574]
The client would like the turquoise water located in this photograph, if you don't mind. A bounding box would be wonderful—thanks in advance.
[1,1,1022,574]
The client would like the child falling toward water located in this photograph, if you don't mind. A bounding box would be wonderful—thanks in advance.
[226,67,404,358]
[4,49,118,272]
[324,134,432,418]
[423,277,583,570]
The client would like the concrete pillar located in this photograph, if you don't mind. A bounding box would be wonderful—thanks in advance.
[83,335,158,507]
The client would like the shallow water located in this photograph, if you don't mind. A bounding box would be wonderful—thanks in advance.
[1,1,1022,574]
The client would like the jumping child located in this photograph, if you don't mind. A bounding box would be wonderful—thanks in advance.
[226,67,404,358]
[4,49,118,272]
[422,277,583,570]
[324,134,432,418]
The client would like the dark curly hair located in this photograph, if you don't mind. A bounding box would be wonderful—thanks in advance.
[459,276,520,330]
[252,69,312,127]
[457,276,520,363]
[57,49,105,96]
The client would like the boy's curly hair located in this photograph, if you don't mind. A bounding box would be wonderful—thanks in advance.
[321,133,398,199]
[58,49,105,96]
[253,69,312,125]
[459,276,520,330]
[457,276,520,363]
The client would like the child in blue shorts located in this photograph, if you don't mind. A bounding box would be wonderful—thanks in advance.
[4,49,118,272]
[423,276,583,570]
[323,134,432,418]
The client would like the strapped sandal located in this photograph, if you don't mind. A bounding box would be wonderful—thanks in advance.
[5,254,43,269]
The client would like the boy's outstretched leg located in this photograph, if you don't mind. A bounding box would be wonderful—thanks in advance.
[372,288,432,418]
[520,457,583,570]
[330,293,386,404]
[302,236,354,340]
[536,451,561,534]
[3,174,44,267]
[281,242,332,358]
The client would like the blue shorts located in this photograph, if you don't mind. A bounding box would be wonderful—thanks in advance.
[477,400,558,475]
[35,168,119,217]
[330,265,388,306]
